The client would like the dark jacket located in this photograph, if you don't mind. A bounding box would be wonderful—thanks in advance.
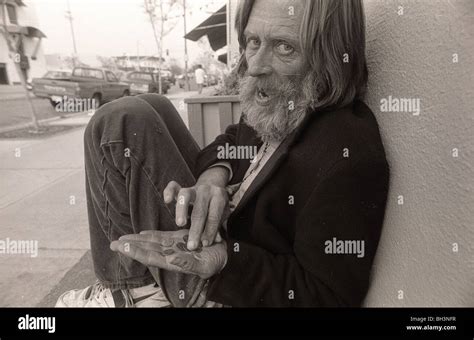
[194,100,390,307]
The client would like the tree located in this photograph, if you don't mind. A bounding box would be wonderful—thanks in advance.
[97,56,118,70]
[143,0,180,94]
[63,56,88,70]
[168,59,183,76]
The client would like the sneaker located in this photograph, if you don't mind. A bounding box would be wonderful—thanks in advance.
[55,281,171,308]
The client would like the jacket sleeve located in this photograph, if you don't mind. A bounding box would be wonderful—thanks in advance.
[207,156,390,307]
[193,123,239,178]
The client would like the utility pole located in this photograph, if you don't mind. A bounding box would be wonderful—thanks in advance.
[0,0,40,132]
[136,40,140,71]
[183,0,189,91]
[159,0,164,94]
[65,0,78,67]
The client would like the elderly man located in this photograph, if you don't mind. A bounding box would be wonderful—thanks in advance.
[57,0,389,308]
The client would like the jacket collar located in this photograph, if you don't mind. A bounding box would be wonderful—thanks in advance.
[230,106,316,217]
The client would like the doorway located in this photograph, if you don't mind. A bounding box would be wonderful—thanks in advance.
[0,63,9,84]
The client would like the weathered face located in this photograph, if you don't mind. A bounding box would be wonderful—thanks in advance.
[239,0,311,141]
[245,0,305,79]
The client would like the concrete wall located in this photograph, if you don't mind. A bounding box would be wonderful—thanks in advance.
[363,0,474,306]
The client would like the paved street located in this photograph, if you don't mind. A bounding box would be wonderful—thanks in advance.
[0,88,198,306]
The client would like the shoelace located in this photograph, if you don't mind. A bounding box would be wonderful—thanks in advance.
[86,282,133,307]
[88,282,107,303]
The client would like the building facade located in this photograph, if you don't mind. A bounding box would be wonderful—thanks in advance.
[0,0,47,85]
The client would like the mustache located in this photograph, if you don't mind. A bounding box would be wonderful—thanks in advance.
[239,74,301,96]
[238,72,313,141]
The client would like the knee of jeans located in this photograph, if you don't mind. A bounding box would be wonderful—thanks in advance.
[86,96,165,142]
[135,94,177,121]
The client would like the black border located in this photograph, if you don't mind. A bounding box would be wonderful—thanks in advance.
[0,307,472,339]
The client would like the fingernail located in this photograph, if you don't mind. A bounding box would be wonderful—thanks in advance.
[177,218,184,226]
[187,240,196,249]
[202,239,209,247]
[110,241,118,251]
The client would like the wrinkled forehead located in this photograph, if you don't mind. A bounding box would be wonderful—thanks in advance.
[246,0,304,36]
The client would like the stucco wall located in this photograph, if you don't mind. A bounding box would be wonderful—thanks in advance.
[363,0,474,306]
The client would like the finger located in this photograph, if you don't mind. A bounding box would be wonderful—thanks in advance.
[163,181,181,204]
[110,240,172,269]
[215,231,222,243]
[188,190,211,250]
[175,188,196,227]
[119,239,168,253]
[139,230,155,235]
[201,196,226,247]
[119,233,174,247]
[140,229,189,238]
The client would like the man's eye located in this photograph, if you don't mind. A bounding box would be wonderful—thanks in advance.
[247,38,260,49]
[275,42,295,56]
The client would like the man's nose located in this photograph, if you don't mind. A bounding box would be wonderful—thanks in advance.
[247,48,273,77]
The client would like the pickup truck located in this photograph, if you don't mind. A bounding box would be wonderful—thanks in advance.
[32,67,130,108]
[122,71,170,95]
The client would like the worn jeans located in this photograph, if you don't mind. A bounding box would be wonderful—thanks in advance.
[84,94,206,307]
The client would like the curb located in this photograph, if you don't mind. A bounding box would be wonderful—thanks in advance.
[0,111,87,134]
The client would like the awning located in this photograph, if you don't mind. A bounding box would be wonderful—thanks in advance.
[5,25,46,38]
[184,5,226,51]
[217,53,227,65]
[25,26,46,38]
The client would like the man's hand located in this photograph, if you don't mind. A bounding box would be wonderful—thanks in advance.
[110,229,227,279]
[164,166,230,250]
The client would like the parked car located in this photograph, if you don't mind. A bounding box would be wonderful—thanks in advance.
[123,71,170,95]
[32,67,130,108]
[160,69,175,85]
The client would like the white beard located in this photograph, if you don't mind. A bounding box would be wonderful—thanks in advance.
[238,74,313,141]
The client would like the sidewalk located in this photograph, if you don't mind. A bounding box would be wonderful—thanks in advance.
[0,85,29,101]
[0,114,91,307]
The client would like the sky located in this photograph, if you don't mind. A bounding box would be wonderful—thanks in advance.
[29,0,225,64]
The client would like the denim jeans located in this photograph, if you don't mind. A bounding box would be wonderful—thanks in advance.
[84,94,206,307]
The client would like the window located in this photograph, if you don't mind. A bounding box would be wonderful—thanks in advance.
[43,70,72,79]
[127,72,152,81]
[6,4,18,25]
[73,68,104,80]
[106,71,118,82]
[0,63,9,85]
